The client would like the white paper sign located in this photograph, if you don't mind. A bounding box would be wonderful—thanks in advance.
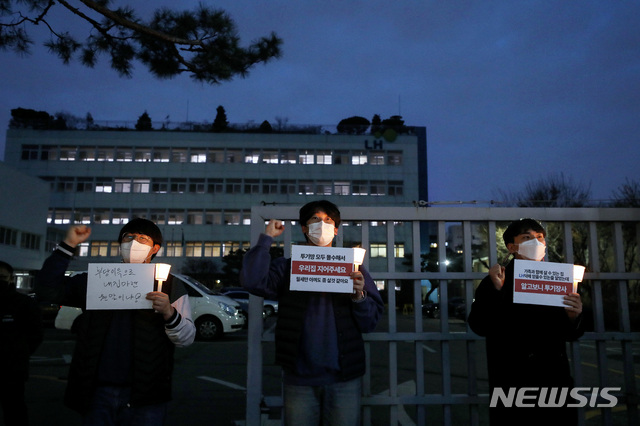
[86,263,155,310]
[290,246,356,293]
[513,259,574,307]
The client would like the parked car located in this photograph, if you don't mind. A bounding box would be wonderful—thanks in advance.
[54,273,245,341]
[422,297,467,320]
[220,287,279,319]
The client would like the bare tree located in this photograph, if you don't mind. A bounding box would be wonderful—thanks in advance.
[496,173,592,207]
[0,0,282,84]
[611,178,640,207]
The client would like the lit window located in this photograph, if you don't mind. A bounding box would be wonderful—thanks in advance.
[115,147,133,162]
[244,151,260,164]
[299,153,314,164]
[224,211,241,225]
[370,243,387,258]
[368,152,385,165]
[262,151,279,164]
[90,241,110,257]
[316,151,332,165]
[132,179,150,193]
[114,179,132,193]
[185,242,203,257]
[280,151,297,164]
[351,153,367,165]
[153,148,170,162]
[59,147,77,161]
[134,149,152,162]
[190,150,207,163]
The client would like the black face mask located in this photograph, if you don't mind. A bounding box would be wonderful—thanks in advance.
[0,280,12,292]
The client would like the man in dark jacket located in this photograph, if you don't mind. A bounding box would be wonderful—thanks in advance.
[36,219,195,425]
[468,218,583,426]
[0,260,43,426]
[240,200,384,425]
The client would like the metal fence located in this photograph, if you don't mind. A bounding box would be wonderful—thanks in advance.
[245,206,640,425]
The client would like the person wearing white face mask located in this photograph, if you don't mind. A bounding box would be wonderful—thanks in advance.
[36,218,195,425]
[240,200,384,426]
[468,218,584,426]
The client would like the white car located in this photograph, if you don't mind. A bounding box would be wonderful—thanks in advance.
[55,273,245,341]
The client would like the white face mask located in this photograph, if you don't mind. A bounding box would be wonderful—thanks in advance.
[120,240,152,263]
[307,221,336,246]
[517,238,546,261]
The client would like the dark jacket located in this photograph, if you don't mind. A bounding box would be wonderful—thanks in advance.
[36,245,192,414]
[468,259,584,425]
[0,286,43,382]
[240,234,384,384]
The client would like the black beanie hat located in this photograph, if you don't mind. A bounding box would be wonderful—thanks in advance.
[118,218,163,247]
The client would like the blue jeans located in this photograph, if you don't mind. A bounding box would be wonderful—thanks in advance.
[82,386,167,426]
[283,378,362,426]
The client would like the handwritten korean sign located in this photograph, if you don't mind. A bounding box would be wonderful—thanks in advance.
[290,246,356,293]
[86,263,155,310]
[513,259,574,307]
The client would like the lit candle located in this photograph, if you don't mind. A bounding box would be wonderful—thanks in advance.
[573,265,585,293]
[155,263,172,293]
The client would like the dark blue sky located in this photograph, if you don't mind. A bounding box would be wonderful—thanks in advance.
[1,1,638,204]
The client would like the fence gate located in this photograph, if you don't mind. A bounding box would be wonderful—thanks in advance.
[244,206,640,426]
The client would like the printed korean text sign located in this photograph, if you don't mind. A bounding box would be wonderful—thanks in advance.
[290,246,356,293]
[513,259,574,307]
[86,263,155,310]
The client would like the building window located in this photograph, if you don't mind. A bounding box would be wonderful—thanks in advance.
[203,242,218,257]
[333,150,350,165]
[244,150,260,164]
[167,210,184,225]
[316,151,332,165]
[205,211,222,225]
[114,179,132,193]
[132,179,150,193]
[78,147,96,161]
[298,181,314,195]
[0,227,17,246]
[153,148,170,162]
[56,177,75,192]
[207,179,224,194]
[152,179,169,193]
[134,148,152,162]
[317,182,332,195]
[115,147,133,162]
[226,150,242,163]
[388,181,403,196]
[112,210,129,225]
[190,150,207,163]
[96,146,114,162]
[93,210,111,224]
[185,242,203,257]
[187,211,203,225]
[20,232,41,250]
[352,181,368,196]
[189,179,206,194]
[370,181,386,196]
[95,179,113,193]
[208,150,224,163]
[150,211,166,225]
[59,146,77,161]
[280,150,297,164]
[351,152,367,165]
[21,144,38,161]
[368,152,385,165]
[41,145,58,161]
[262,151,279,164]
[370,243,387,258]
[75,211,92,224]
[171,149,188,163]
[53,210,72,225]
[299,152,314,164]
[90,241,110,257]
[164,242,183,257]
[170,179,186,193]
[331,181,348,195]
[222,241,241,256]
[281,180,297,194]
[77,177,94,192]
[224,211,241,225]
[388,151,403,166]
[244,179,260,194]
[262,180,278,194]
[394,244,405,258]
[226,179,242,193]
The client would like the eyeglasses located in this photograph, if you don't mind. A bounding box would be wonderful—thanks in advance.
[121,233,154,245]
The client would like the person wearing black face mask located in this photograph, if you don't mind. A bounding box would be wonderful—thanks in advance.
[0,260,43,426]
